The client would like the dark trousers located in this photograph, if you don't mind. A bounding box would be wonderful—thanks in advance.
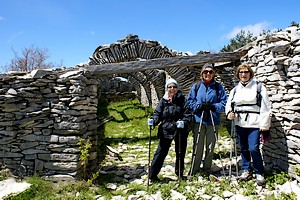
[149,130,188,179]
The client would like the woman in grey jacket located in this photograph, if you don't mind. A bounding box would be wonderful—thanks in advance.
[225,63,271,186]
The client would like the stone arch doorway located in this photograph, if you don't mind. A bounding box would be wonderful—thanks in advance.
[81,35,243,177]
[86,34,203,107]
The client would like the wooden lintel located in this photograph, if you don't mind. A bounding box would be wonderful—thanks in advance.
[85,52,245,75]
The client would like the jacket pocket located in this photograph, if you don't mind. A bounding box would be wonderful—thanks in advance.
[162,121,176,139]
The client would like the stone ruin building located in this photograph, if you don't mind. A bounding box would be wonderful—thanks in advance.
[0,26,299,179]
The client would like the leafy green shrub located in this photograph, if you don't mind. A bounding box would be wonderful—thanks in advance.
[238,179,257,196]
[293,165,300,176]
[266,171,291,190]
[78,137,92,180]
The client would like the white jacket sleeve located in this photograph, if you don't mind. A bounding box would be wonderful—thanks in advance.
[225,89,235,119]
[258,85,272,130]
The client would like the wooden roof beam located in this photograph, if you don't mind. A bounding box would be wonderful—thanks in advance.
[85,51,245,76]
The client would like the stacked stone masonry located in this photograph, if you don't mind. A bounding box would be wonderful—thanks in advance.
[0,69,99,177]
[240,26,300,173]
[0,27,299,177]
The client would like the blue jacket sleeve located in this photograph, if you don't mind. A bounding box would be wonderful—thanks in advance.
[187,83,199,112]
[214,83,227,113]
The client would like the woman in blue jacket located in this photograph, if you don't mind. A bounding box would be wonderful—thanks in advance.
[187,63,227,175]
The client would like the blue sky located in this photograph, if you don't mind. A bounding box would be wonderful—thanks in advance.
[1,0,299,69]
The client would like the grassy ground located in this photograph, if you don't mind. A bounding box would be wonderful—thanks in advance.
[1,98,297,200]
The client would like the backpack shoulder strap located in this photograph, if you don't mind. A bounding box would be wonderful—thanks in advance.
[232,85,237,100]
[194,81,201,94]
[257,81,262,93]
[256,81,262,107]
[215,82,219,101]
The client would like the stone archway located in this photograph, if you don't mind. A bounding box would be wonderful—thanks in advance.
[86,34,205,107]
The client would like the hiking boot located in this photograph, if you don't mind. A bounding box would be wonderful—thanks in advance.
[256,174,265,186]
[178,175,187,181]
[149,176,160,183]
[239,170,252,180]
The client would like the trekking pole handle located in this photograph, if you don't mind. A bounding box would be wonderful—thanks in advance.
[176,120,184,129]
[147,118,154,126]
[231,102,235,113]
[230,102,236,120]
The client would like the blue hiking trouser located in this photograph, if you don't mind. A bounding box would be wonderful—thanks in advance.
[236,126,264,175]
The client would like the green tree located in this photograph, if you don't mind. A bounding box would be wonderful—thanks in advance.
[290,21,299,27]
[221,30,257,52]
[1,45,62,72]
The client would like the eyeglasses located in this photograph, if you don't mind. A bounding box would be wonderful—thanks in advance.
[203,70,215,74]
[167,86,178,89]
[239,71,250,74]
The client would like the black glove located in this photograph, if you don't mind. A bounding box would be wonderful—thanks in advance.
[205,102,216,112]
[196,103,205,113]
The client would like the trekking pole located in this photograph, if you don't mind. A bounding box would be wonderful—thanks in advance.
[178,128,182,184]
[147,118,153,187]
[209,110,225,176]
[188,111,204,177]
[176,120,185,184]
[231,102,239,178]
[229,119,234,180]
[229,102,234,180]
[148,125,151,187]
[233,123,239,178]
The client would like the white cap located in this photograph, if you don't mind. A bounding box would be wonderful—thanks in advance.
[165,78,178,90]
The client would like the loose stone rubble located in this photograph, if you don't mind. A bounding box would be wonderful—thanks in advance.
[97,135,300,199]
[0,128,299,199]
[0,178,31,199]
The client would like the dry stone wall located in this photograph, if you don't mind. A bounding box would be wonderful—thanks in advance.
[239,26,300,173]
[0,69,99,177]
[0,27,300,177]
[85,34,202,106]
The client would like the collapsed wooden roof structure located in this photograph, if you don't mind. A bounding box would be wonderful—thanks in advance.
[82,34,246,105]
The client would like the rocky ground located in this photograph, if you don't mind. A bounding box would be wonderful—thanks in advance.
[98,135,300,199]
[1,135,299,199]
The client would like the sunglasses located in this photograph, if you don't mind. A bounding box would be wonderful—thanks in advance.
[203,70,215,74]
[167,85,178,89]
[239,71,250,74]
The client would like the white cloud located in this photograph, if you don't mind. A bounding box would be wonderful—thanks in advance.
[0,16,4,21]
[226,21,271,39]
